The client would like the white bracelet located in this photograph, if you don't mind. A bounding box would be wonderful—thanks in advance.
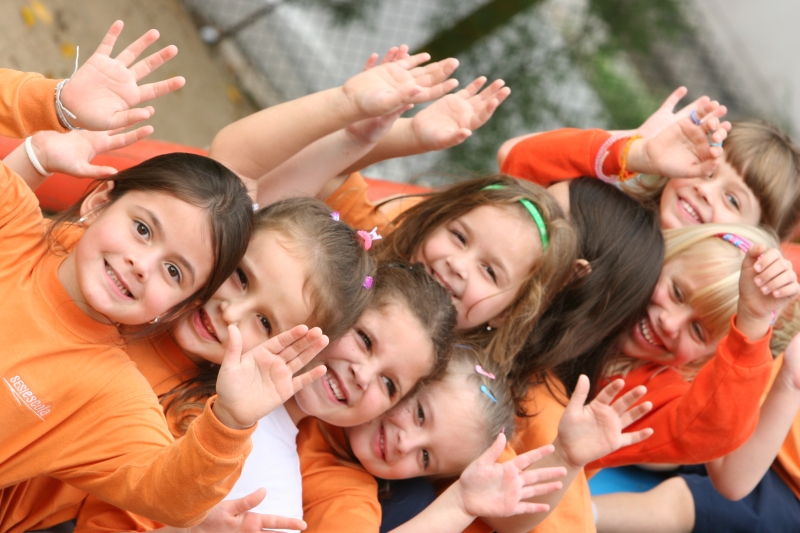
[593,133,628,183]
[54,46,82,131]
[24,137,52,177]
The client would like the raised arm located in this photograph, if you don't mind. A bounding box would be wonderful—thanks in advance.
[209,54,459,181]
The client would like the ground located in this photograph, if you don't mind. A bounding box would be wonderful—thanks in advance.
[0,0,257,147]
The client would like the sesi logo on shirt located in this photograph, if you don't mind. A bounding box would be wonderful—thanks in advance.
[3,375,51,420]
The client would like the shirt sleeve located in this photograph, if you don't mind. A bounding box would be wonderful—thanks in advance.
[588,316,774,471]
[501,129,628,186]
[325,172,393,235]
[0,161,46,272]
[49,382,254,528]
[0,69,67,137]
[73,495,161,533]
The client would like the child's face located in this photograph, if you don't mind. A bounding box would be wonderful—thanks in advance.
[620,256,717,366]
[660,161,761,229]
[292,302,435,427]
[414,204,541,329]
[347,376,485,479]
[171,230,313,364]
[72,190,213,325]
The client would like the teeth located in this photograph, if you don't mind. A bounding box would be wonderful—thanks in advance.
[106,265,131,297]
[379,429,385,457]
[326,373,345,402]
[680,199,700,222]
[640,318,657,346]
[201,311,217,339]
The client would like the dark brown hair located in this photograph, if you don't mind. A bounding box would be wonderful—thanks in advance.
[513,178,664,414]
[48,153,253,332]
[377,175,577,371]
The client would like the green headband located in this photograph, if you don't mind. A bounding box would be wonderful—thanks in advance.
[482,184,549,249]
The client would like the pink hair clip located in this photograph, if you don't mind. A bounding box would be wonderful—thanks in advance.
[475,365,496,380]
[716,233,752,254]
[363,276,374,289]
[330,211,340,221]
[357,227,382,250]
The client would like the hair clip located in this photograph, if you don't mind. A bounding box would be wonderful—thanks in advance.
[716,233,752,254]
[475,365,496,380]
[252,203,259,212]
[480,385,498,403]
[357,227,382,250]
[363,276,374,289]
[330,211,340,221]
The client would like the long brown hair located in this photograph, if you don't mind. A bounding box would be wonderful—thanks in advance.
[378,175,577,370]
[48,153,253,333]
[513,178,663,413]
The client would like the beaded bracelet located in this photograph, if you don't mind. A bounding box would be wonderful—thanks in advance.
[593,133,628,183]
[618,134,642,182]
[24,137,52,177]
[55,47,83,131]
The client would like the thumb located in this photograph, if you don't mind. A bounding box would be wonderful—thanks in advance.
[742,243,767,272]
[567,375,590,410]
[475,432,507,466]
[221,324,243,369]
[84,164,119,178]
[228,487,267,514]
[107,107,153,130]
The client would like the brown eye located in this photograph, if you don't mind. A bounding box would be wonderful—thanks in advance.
[135,221,150,238]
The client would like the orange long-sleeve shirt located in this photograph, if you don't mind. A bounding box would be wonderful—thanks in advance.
[586,317,772,472]
[0,69,67,138]
[0,69,254,529]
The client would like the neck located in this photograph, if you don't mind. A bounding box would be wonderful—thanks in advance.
[58,251,112,324]
[284,397,308,426]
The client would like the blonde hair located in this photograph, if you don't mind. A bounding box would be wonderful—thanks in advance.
[621,121,800,240]
[613,223,778,378]
[378,175,577,371]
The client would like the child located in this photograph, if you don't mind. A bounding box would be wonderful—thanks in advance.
[498,94,800,240]
[0,22,328,529]
[298,345,652,533]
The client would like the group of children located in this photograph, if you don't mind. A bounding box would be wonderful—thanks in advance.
[2,19,800,533]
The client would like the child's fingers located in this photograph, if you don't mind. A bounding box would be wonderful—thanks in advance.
[520,466,566,485]
[514,502,550,515]
[513,444,555,470]
[675,95,710,119]
[761,270,798,298]
[115,28,160,67]
[258,324,310,356]
[744,243,768,272]
[415,78,460,104]
[520,480,563,500]
[260,514,308,531]
[458,76,487,99]
[363,52,379,71]
[659,86,688,112]
[286,335,330,374]
[222,324,244,367]
[137,75,187,104]
[291,365,327,392]
[620,427,654,447]
[82,164,119,178]
[94,20,124,56]
[410,58,459,88]
[227,487,267,514]
[130,45,179,82]
[592,377,624,406]
[619,401,653,428]
[476,433,508,465]
[108,125,154,151]
[610,384,648,416]
[567,374,592,408]
[106,107,154,131]
[396,52,432,70]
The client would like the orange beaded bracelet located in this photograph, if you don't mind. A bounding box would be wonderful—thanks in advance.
[618,134,642,182]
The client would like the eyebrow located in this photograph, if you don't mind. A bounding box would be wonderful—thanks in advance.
[136,205,196,285]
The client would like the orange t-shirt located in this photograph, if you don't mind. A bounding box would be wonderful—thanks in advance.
[296,418,381,533]
[0,69,254,529]
[586,316,772,472]
[0,69,67,138]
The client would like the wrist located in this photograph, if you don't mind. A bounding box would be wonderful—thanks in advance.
[211,401,252,430]
[625,139,650,175]
[450,480,477,519]
[552,436,583,471]
[25,136,52,176]
[333,85,366,124]
[734,308,771,340]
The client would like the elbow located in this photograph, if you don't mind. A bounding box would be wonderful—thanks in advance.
[718,486,749,502]
[497,139,515,171]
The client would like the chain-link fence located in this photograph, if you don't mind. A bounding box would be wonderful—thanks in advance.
[182,0,779,184]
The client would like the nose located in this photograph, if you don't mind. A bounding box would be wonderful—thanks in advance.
[395,425,424,457]
[446,251,468,280]
[351,360,377,391]
[693,177,717,205]
[126,249,157,282]
[657,305,688,339]
[218,299,243,326]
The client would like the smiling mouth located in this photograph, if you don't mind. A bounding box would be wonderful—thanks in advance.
[430,268,457,300]
[679,198,702,223]
[640,318,663,348]
[105,261,132,298]
[199,309,219,341]
[325,372,346,402]
[379,423,386,460]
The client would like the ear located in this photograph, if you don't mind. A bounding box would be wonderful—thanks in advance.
[573,258,592,279]
[79,180,115,222]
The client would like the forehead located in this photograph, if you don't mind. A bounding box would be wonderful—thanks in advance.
[363,302,434,385]
[243,230,313,331]
[454,204,541,265]
[420,378,486,474]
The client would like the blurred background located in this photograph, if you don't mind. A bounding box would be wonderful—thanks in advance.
[2,0,798,184]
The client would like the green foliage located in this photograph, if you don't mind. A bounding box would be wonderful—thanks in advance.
[586,0,690,55]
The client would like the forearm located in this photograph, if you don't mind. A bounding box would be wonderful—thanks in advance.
[0,69,67,137]
[706,372,800,500]
[209,87,359,180]
[2,139,49,190]
[340,118,420,175]
[257,128,379,206]
[390,483,474,533]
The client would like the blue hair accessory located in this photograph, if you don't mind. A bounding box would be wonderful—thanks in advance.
[690,110,702,126]
[710,140,723,148]
[482,184,549,250]
[480,385,498,403]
